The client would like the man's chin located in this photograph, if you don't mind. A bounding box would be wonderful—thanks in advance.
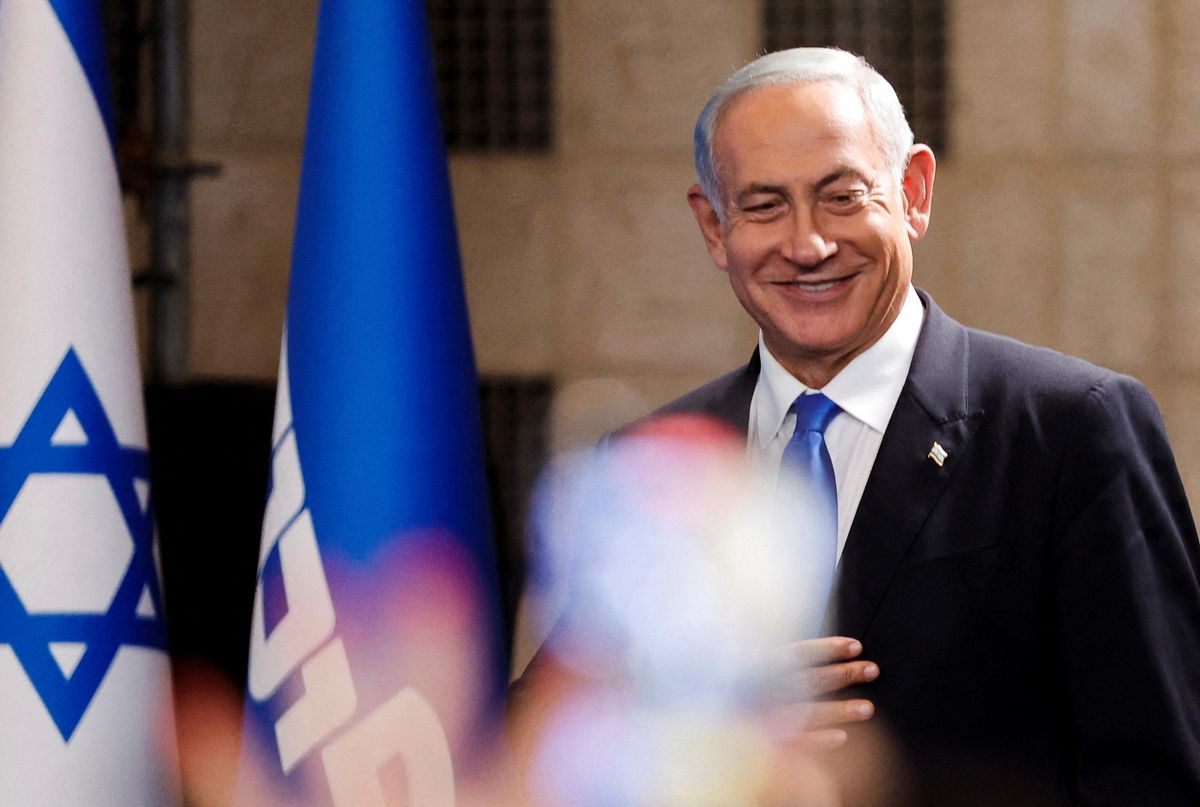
[766,325,860,363]
[762,334,865,385]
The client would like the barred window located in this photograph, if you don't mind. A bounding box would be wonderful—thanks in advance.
[427,0,554,151]
[478,376,553,642]
[763,0,948,153]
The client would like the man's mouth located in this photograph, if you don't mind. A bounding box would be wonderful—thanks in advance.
[772,273,857,292]
[792,279,838,292]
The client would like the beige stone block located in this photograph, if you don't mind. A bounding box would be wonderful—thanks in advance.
[1166,0,1200,155]
[545,370,732,445]
[940,163,1057,347]
[192,0,317,150]
[450,156,557,376]
[549,377,651,451]
[1155,376,1200,521]
[554,156,756,377]
[1166,165,1200,371]
[627,370,743,413]
[953,0,1057,156]
[591,291,755,374]
[911,160,965,311]
[1059,167,1160,373]
[189,152,301,379]
[1063,0,1157,154]
[557,0,757,156]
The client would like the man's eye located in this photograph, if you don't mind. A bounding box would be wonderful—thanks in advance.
[743,200,782,214]
[825,189,866,207]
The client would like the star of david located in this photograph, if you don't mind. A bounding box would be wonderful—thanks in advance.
[0,348,167,741]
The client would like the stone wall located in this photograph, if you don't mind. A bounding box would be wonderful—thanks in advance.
[183,0,1200,498]
[941,0,1200,499]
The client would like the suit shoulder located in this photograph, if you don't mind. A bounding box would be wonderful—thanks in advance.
[629,359,759,435]
[656,365,753,415]
[963,326,1139,401]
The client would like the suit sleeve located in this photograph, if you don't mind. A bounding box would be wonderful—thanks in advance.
[1051,374,1200,806]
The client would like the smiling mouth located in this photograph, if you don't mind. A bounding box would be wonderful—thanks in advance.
[792,279,838,292]
[773,273,857,292]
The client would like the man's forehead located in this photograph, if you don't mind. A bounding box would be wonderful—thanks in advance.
[710,81,887,193]
[715,81,871,151]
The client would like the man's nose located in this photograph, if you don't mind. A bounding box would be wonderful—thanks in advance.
[781,207,837,267]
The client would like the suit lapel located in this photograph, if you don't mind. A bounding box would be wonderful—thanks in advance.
[832,292,984,639]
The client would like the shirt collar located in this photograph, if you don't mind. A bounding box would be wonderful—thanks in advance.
[755,283,925,439]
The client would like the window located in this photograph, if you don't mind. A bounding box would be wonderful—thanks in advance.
[763,0,948,153]
[427,0,554,151]
[478,376,554,642]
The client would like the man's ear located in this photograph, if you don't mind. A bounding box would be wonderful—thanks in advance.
[901,145,935,240]
[687,183,729,270]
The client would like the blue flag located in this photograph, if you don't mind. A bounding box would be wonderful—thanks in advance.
[239,1,506,803]
[0,0,181,803]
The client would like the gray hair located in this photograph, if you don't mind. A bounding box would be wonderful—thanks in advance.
[693,48,915,214]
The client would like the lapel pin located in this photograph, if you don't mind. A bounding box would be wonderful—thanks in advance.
[928,441,948,467]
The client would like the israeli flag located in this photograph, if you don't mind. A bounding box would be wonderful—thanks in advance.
[239,1,505,804]
[0,0,181,804]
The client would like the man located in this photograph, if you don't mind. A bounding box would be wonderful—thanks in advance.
[650,48,1200,804]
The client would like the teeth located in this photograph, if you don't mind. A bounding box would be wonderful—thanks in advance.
[796,280,836,291]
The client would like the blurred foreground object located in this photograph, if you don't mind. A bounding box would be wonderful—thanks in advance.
[234,1,506,804]
[511,415,899,806]
[535,415,826,701]
[0,0,180,803]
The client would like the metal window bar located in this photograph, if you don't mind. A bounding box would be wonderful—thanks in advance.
[428,0,553,151]
[762,0,948,154]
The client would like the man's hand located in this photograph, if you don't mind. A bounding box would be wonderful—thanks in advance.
[758,636,879,749]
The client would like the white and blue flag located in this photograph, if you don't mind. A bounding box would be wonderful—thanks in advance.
[240,1,505,804]
[0,0,181,804]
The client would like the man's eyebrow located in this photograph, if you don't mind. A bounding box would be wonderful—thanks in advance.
[734,170,871,203]
[813,168,871,193]
[734,183,786,201]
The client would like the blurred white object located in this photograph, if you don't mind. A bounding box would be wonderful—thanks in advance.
[511,376,650,680]
[522,414,837,805]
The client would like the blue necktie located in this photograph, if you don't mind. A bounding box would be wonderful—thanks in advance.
[781,393,841,614]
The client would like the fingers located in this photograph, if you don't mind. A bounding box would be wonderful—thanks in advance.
[803,698,875,729]
[787,636,864,668]
[764,657,878,705]
[802,659,880,696]
[792,728,850,751]
[754,635,878,705]
[757,635,863,683]
[762,698,874,742]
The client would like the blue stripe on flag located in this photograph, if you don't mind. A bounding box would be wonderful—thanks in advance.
[288,0,491,570]
[288,0,504,685]
[46,0,115,145]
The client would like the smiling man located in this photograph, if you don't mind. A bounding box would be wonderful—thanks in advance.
[688,76,929,390]
[659,48,1200,805]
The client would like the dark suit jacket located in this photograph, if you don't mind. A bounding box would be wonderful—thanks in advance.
[651,290,1200,805]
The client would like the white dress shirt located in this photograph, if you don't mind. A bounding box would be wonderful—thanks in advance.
[748,284,925,560]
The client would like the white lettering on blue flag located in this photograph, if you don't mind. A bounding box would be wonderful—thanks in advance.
[244,339,454,806]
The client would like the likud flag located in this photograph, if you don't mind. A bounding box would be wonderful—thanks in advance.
[0,0,181,804]
[239,1,506,804]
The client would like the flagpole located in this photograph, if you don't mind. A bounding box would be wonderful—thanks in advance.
[148,0,191,385]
